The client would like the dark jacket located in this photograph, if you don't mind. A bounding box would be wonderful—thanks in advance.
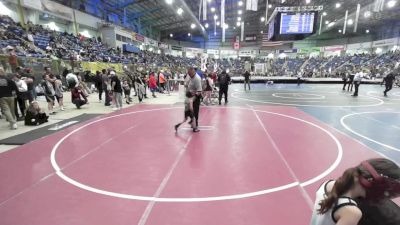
[0,76,17,98]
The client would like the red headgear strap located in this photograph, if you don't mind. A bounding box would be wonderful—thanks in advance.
[359,161,383,188]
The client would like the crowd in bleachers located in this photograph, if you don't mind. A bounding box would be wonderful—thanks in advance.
[1,14,400,80]
[267,51,400,78]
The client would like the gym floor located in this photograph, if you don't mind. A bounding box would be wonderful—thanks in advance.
[0,83,399,225]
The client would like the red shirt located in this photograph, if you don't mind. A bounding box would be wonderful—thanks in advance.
[148,75,157,88]
[9,53,17,65]
[211,72,217,83]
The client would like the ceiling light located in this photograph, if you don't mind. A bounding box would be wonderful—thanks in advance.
[205,23,209,28]
[211,7,215,12]
[214,15,218,20]
[237,17,241,21]
[207,0,211,2]
[261,17,265,22]
[238,10,242,15]
[238,1,243,6]
[165,0,173,4]
[322,12,327,16]
[216,21,220,26]
[268,4,272,8]
[224,23,229,29]
[338,29,342,33]
[188,33,191,37]
[177,8,183,15]
[387,0,397,8]
[335,3,341,8]
[169,33,173,37]
[325,20,330,25]
[190,23,196,29]
[260,30,264,34]
[364,11,371,18]
[328,22,335,27]
[347,19,353,25]
[306,0,311,4]
[366,29,370,33]
[236,21,241,27]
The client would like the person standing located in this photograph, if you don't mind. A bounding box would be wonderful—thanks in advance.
[347,72,355,92]
[297,71,303,86]
[94,71,103,102]
[0,67,18,129]
[383,72,396,97]
[148,73,158,98]
[341,71,348,91]
[186,67,202,132]
[243,70,251,91]
[101,69,111,106]
[23,68,35,102]
[41,74,56,114]
[159,71,166,93]
[135,75,146,103]
[352,70,365,97]
[122,80,132,104]
[8,48,18,73]
[110,71,123,110]
[218,70,231,105]
[203,74,214,105]
[12,74,28,120]
[54,75,64,111]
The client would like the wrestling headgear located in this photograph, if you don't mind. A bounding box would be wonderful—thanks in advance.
[358,161,400,201]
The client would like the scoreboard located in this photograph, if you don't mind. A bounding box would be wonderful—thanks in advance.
[280,12,315,34]
[267,11,318,41]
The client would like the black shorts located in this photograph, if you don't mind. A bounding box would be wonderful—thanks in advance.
[185,110,194,119]
[55,95,63,103]
[45,95,55,103]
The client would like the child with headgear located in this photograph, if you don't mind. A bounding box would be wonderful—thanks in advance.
[174,91,196,132]
[310,158,400,225]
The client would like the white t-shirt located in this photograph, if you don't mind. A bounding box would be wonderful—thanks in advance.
[15,79,28,92]
[354,72,364,82]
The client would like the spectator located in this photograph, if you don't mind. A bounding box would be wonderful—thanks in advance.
[0,67,18,129]
[71,87,88,109]
[94,71,103,102]
[24,101,48,125]
[218,70,231,105]
[203,73,214,105]
[12,72,28,120]
[54,75,64,111]
[122,80,132,104]
[102,69,111,106]
[66,69,79,88]
[243,70,251,91]
[41,74,56,114]
[8,48,18,73]
[148,72,158,98]
[110,71,123,110]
